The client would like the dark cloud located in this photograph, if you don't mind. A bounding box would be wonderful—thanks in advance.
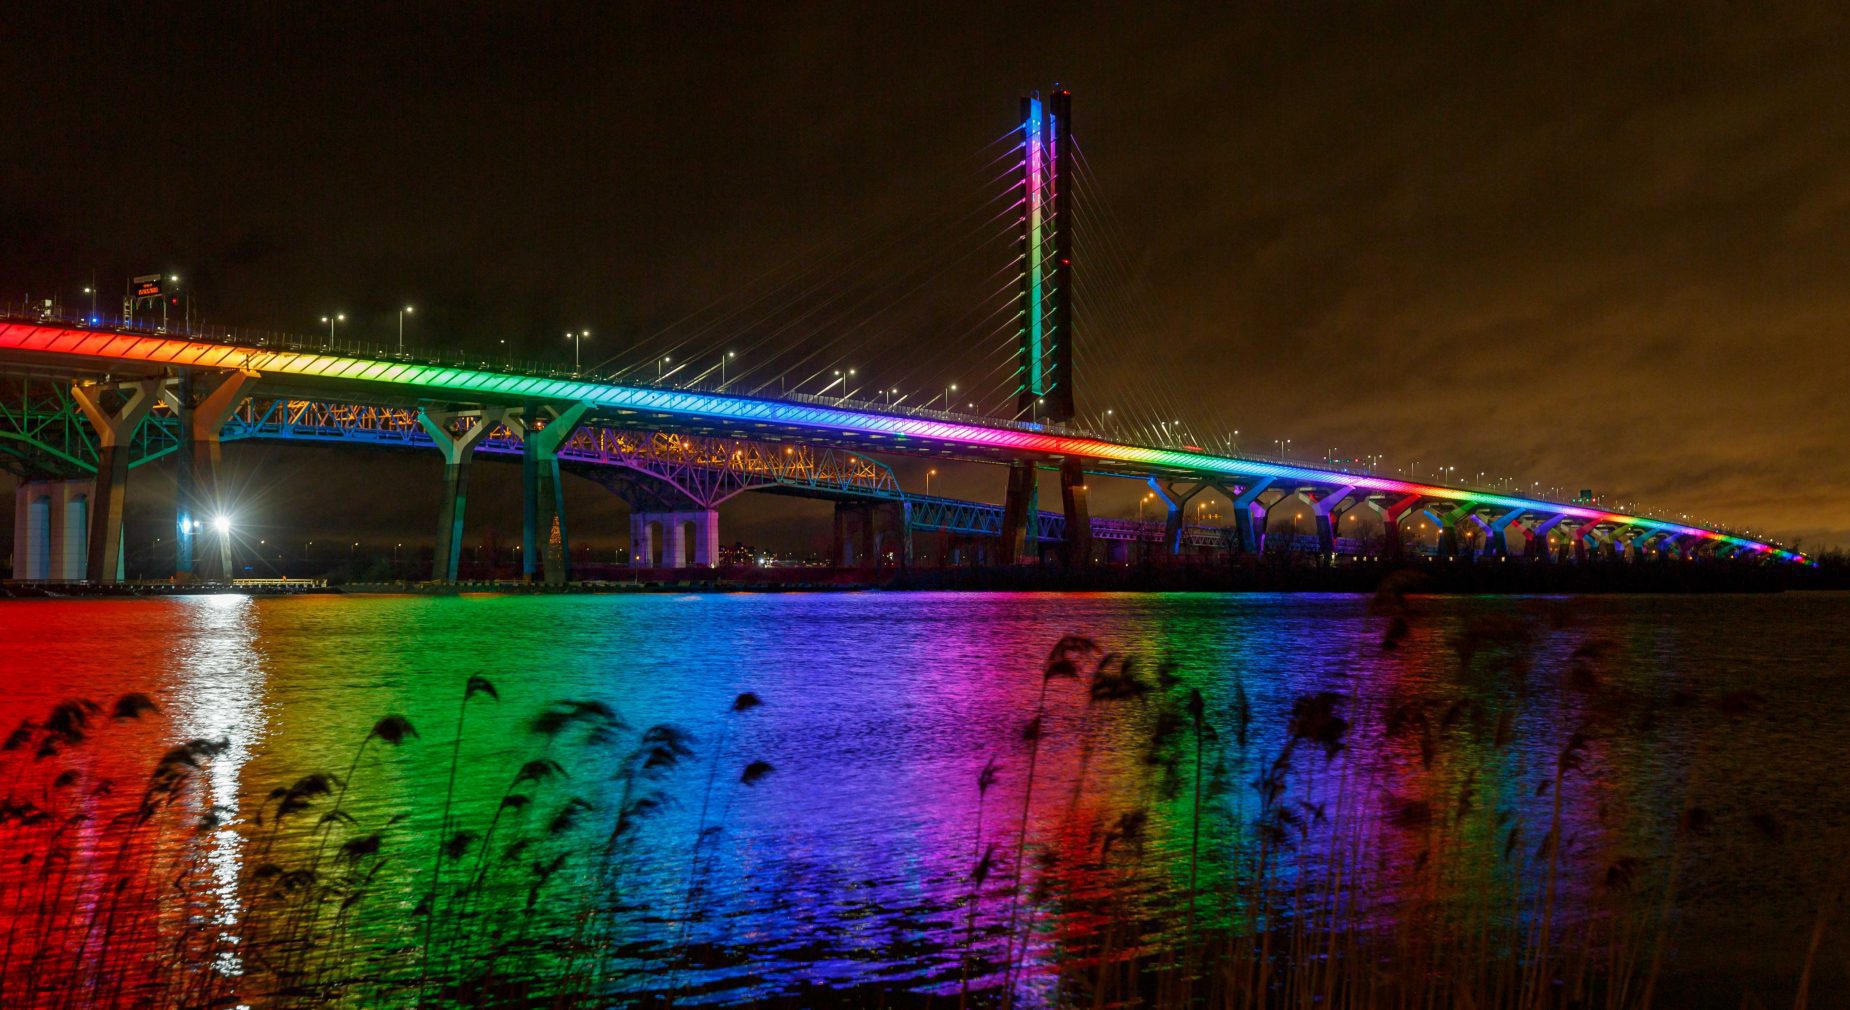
[2,3,1844,550]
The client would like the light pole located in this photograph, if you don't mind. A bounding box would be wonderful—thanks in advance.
[82,285,95,320]
[1140,492,1154,522]
[321,313,345,342]
[399,305,414,354]
[566,330,589,373]
[943,383,958,410]
[1274,438,1292,457]
[721,351,736,390]
[926,468,937,495]
[659,355,671,381]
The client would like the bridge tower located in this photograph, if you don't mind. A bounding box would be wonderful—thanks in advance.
[1002,86,1089,566]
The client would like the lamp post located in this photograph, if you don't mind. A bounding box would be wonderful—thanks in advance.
[566,331,589,373]
[659,355,671,381]
[321,313,345,342]
[399,305,414,354]
[926,468,937,495]
[943,383,958,410]
[721,351,736,390]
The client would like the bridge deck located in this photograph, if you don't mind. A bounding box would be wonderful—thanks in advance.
[0,318,1804,562]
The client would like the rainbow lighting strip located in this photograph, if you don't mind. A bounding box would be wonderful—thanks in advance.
[1021,95,1045,401]
[0,322,1806,562]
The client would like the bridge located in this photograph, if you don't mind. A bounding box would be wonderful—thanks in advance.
[0,88,1804,583]
[0,316,1800,582]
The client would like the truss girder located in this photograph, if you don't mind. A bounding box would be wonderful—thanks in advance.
[216,399,902,505]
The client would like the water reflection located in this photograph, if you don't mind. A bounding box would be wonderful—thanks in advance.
[0,591,1846,1007]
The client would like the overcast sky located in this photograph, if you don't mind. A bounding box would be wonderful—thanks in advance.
[4,3,1846,552]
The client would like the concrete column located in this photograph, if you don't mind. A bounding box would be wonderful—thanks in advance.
[661,516,686,568]
[1425,502,1476,559]
[629,513,656,568]
[510,402,590,586]
[1367,493,1423,560]
[12,479,96,581]
[1621,529,1652,563]
[899,500,915,569]
[1485,510,1524,558]
[71,380,158,584]
[165,369,255,582]
[1528,514,1566,560]
[689,510,720,566]
[831,504,850,567]
[999,461,1037,564]
[1149,477,1208,556]
[1059,458,1091,568]
[1296,484,1357,556]
[858,503,876,571]
[419,407,502,583]
[1568,522,1593,562]
[1226,479,1274,556]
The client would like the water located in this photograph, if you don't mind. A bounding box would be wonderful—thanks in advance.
[2,590,1848,1008]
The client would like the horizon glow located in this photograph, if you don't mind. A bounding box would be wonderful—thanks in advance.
[0,322,1804,562]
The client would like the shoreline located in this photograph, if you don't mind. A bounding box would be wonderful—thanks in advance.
[4,559,1841,598]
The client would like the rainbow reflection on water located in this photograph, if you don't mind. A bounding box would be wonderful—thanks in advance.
[1,591,1846,1007]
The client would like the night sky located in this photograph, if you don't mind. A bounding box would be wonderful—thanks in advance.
[4,4,1847,557]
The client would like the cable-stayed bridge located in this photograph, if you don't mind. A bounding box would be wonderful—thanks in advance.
[0,89,1805,582]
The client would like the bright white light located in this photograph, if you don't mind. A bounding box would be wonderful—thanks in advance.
[213,515,232,534]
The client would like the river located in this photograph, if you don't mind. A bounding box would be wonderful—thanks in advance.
[2,590,1846,1008]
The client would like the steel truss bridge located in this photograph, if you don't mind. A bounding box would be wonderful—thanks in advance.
[0,318,1802,584]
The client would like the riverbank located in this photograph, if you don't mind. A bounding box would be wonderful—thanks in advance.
[7,557,1840,597]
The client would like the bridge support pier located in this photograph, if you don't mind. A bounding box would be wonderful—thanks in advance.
[11,478,93,581]
[510,402,590,586]
[1426,503,1476,559]
[1296,484,1356,557]
[419,408,503,583]
[999,461,1038,564]
[630,510,719,568]
[833,501,911,571]
[1622,529,1653,563]
[1149,478,1212,557]
[1569,522,1594,562]
[1599,529,1621,562]
[1367,494,1423,560]
[71,380,157,584]
[1527,514,1566,561]
[1230,479,1275,556]
[1485,509,1524,559]
[166,369,255,582]
[1059,459,1091,568]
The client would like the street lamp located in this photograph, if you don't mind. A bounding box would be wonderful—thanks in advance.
[944,383,959,410]
[721,350,736,389]
[1140,492,1155,522]
[399,305,414,354]
[659,355,671,380]
[321,313,345,341]
[566,330,589,373]
[926,468,937,495]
